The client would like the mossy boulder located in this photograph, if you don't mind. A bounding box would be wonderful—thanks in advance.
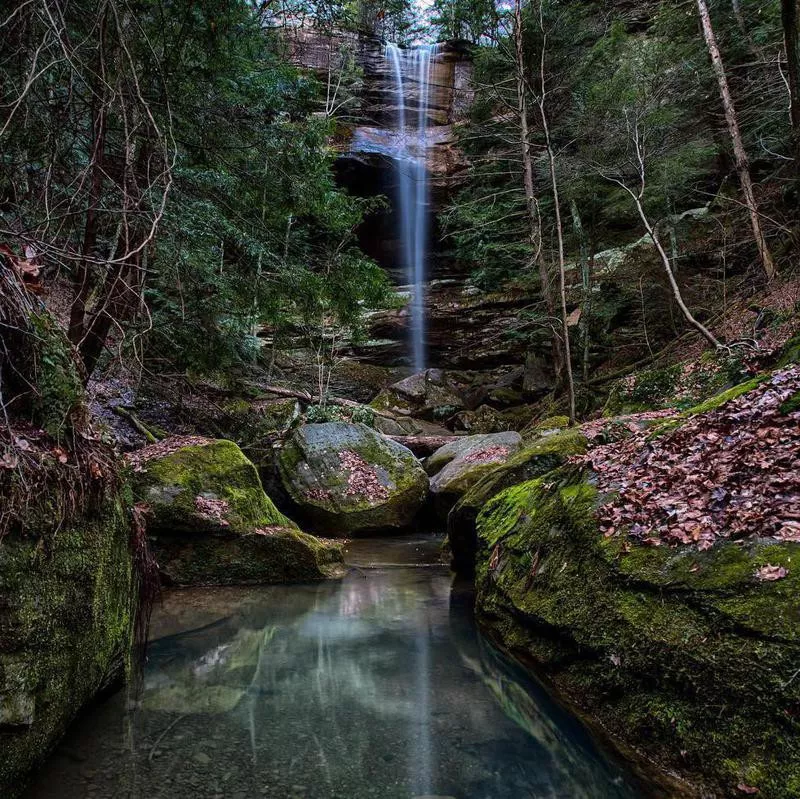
[0,496,134,798]
[277,422,428,534]
[474,469,800,798]
[132,439,343,585]
[426,432,522,518]
[135,439,294,535]
[448,429,587,575]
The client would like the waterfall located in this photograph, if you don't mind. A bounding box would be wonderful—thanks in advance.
[385,43,438,373]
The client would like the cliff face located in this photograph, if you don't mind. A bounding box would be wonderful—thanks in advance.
[287,29,530,373]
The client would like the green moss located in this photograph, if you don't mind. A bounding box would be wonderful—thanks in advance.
[777,333,800,367]
[28,313,84,440]
[680,375,763,416]
[0,494,134,797]
[447,430,587,574]
[136,439,292,534]
[473,467,800,798]
[780,391,800,415]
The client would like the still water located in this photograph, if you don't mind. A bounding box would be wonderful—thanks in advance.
[27,536,640,799]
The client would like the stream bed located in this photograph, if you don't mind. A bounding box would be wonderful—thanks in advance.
[26,535,643,799]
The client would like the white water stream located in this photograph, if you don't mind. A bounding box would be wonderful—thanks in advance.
[384,43,439,373]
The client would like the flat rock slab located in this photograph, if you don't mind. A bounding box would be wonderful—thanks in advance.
[427,432,523,518]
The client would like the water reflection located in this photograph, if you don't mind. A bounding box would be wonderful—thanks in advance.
[26,541,640,799]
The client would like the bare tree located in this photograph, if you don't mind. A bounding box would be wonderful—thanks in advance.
[602,110,723,350]
[536,2,575,422]
[696,0,777,280]
[0,0,175,379]
[512,0,547,299]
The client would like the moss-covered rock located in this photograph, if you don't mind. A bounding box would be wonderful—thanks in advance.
[132,439,343,584]
[0,496,135,798]
[134,439,293,535]
[474,469,800,798]
[277,422,428,534]
[150,527,344,586]
[447,429,587,575]
[426,432,522,519]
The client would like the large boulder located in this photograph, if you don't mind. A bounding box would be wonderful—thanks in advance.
[474,469,800,797]
[277,423,428,534]
[447,429,587,574]
[131,438,343,585]
[0,492,134,798]
[426,432,522,517]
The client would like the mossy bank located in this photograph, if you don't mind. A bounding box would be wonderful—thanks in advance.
[0,493,135,798]
[474,470,800,797]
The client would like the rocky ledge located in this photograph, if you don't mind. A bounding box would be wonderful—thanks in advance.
[468,369,800,797]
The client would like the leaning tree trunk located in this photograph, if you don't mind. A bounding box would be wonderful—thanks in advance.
[512,0,562,384]
[784,0,800,166]
[696,0,777,280]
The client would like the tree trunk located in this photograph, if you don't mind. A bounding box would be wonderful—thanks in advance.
[570,200,592,384]
[538,12,575,423]
[696,0,777,280]
[784,0,800,165]
[513,0,562,386]
[632,194,723,349]
[69,13,108,346]
[513,0,549,304]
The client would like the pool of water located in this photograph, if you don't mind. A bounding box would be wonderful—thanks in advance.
[26,536,643,799]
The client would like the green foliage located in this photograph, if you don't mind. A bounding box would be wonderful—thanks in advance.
[429,0,500,42]
[135,4,390,373]
[305,402,375,426]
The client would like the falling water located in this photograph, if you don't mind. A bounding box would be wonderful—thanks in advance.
[385,43,438,373]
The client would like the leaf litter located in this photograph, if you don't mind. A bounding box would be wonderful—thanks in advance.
[578,365,800,555]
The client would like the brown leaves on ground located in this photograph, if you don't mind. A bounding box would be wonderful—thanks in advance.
[193,496,230,526]
[125,435,212,472]
[463,445,510,463]
[754,564,788,582]
[580,366,800,550]
[340,450,389,502]
[254,525,288,536]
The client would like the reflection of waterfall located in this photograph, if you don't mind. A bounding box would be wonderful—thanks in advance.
[385,43,438,373]
[32,568,640,799]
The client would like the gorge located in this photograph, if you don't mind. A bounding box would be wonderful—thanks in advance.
[2,2,800,798]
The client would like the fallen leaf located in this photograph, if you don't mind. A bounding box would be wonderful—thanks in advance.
[754,564,788,582]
